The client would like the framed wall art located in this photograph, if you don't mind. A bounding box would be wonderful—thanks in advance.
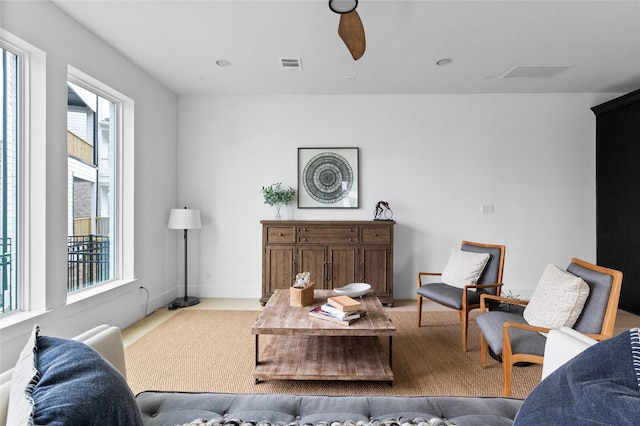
[298,147,359,209]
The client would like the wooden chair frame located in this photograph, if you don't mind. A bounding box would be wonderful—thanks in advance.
[479,257,623,397]
[417,240,506,352]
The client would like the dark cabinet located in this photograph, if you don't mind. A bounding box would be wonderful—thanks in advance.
[592,88,640,315]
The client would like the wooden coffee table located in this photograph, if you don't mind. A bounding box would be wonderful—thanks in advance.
[252,289,396,384]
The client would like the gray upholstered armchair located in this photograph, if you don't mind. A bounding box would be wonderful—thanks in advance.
[416,241,506,352]
[476,257,623,397]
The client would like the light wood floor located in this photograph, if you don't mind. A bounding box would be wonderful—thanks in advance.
[121,298,639,347]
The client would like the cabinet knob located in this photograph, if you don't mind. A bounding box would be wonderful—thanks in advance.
[348,238,353,242]
[349,228,353,232]
[373,233,378,236]
[302,238,307,241]
[278,233,283,236]
[302,228,307,232]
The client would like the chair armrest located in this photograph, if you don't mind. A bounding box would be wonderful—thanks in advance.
[480,294,528,312]
[467,283,502,290]
[503,321,550,334]
[465,283,503,295]
[417,272,442,288]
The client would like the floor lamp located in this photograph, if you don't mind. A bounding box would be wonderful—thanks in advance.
[168,207,201,308]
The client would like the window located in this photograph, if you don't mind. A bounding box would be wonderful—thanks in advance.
[0,30,46,320]
[66,67,134,300]
[1,46,19,313]
[67,81,116,291]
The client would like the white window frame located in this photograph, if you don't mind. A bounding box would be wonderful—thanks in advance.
[0,30,47,327]
[66,66,135,305]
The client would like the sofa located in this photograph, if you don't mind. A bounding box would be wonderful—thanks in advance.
[2,324,639,426]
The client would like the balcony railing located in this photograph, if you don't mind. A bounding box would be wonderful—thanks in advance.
[67,235,110,292]
[1,238,14,314]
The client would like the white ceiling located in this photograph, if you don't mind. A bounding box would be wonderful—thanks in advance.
[50,0,640,96]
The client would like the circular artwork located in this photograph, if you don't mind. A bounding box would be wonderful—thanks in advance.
[302,152,354,204]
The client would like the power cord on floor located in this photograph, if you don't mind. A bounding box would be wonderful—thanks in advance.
[139,286,152,317]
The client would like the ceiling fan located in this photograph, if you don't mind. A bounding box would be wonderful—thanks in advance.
[329,0,366,60]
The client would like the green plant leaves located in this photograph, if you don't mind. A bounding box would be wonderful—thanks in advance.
[261,182,296,206]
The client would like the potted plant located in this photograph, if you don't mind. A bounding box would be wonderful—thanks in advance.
[261,182,296,219]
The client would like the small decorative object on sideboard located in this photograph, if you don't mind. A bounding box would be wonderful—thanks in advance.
[374,201,393,220]
[261,182,296,219]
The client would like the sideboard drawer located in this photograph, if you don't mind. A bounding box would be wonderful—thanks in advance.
[297,226,359,244]
[266,226,295,243]
[361,226,391,243]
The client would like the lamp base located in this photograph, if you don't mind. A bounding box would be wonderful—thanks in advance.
[170,296,200,308]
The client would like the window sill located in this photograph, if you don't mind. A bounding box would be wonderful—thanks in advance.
[66,278,138,306]
[0,310,50,331]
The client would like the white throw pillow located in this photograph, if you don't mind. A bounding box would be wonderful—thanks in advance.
[441,248,490,289]
[7,325,39,426]
[523,264,590,330]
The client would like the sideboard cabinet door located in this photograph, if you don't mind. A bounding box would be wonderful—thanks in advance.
[297,245,328,288]
[328,245,359,289]
[262,245,296,305]
[360,245,392,304]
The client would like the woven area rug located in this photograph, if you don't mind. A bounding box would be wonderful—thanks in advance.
[125,310,541,399]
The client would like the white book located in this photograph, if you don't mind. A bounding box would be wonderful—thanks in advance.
[321,303,363,320]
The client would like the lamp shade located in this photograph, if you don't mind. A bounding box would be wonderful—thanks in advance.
[168,208,201,230]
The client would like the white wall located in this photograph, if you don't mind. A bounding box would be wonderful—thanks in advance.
[0,1,178,372]
[178,93,620,302]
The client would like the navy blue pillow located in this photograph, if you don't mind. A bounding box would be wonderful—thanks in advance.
[32,336,143,426]
[514,328,640,425]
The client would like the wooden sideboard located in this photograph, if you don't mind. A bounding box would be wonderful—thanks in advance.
[261,220,395,306]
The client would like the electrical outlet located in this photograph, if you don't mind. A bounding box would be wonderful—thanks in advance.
[481,203,494,214]
[139,286,146,295]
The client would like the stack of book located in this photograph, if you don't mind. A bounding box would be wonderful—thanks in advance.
[308,295,365,326]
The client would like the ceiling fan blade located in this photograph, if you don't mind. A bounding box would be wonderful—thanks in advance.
[338,10,366,60]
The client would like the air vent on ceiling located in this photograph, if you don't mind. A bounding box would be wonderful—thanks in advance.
[501,65,573,79]
[280,58,303,71]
